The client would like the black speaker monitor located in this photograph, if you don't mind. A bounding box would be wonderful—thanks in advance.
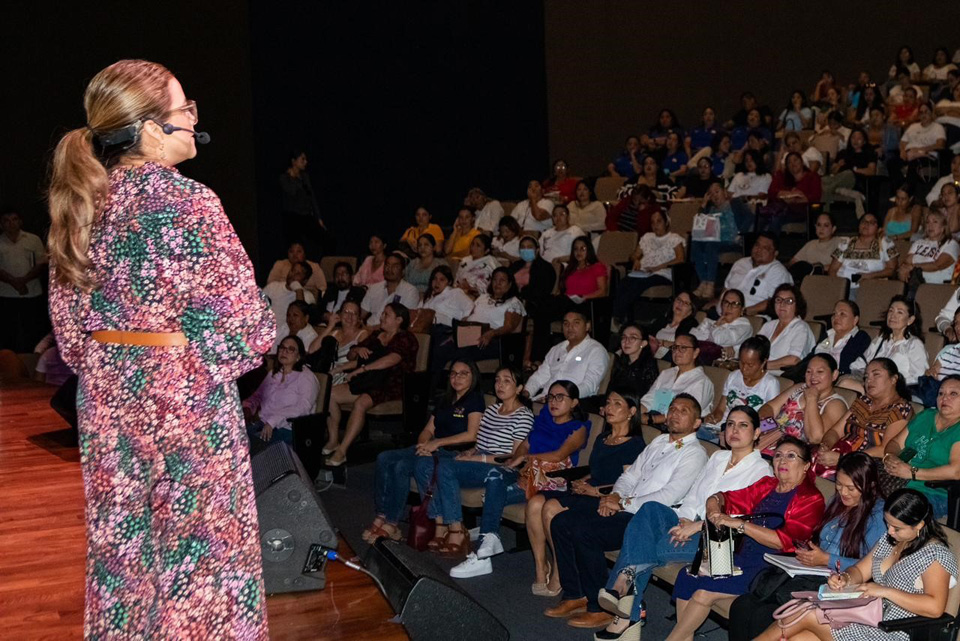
[251,442,337,593]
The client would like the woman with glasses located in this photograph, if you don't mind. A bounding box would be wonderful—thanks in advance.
[361,359,484,555]
[759,284,816,375]
[641,333,715,424]
[243,335,319,446]
[586,324,660,416]
[666,436,825,641]
[691,288,754,362]
[648,291,699,360]
[307,300,369,384]
[827,213,899,297]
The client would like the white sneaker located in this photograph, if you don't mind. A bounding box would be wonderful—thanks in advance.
[449,553,493,579]
[475,533,504,559]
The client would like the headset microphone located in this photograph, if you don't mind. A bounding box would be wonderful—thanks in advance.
[161,123,211,144]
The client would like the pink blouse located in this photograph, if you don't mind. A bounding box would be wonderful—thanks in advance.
[353,255,385,286]
[564,261,608,297]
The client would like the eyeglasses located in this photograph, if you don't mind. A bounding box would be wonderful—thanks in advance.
[749,277,761,296]
[165,99,198,124]
[676,298,692,307]
[546,393,570,402]
[449,370,472,379]
[721,299,743,307]
[773,451,803,462]
[774,297,795,305]
[278,345,299,353]
[671,344,694,352]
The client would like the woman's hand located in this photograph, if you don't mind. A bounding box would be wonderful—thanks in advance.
[477,330,496,348]
[327,312,341,328]
[795,542,831,567]
[416,441,439,456]
[597,494,622,517]
[827,572,853,591]
[883,454,912,479]
[353,347,372,360]
[571,479,599,496]
[858,582,890,599]
[504,455,525,469]
[260,422,274,442]
[669,518,702,545]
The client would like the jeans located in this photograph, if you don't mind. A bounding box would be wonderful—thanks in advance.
[411,449,457,518]
[245,420,293,445]
[691,241,741,283]
[552,505,634,612]
[614,275,671,323]
[425,457,523,532]
[374,446,419,523]
[606,502,701,620]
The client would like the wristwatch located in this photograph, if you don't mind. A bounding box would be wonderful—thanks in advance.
[737,522,746,535]
[619,496,632,510]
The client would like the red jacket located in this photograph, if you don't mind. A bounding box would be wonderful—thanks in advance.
[720,474,824,553]
[606,198,657,233]
[768,170,823,204]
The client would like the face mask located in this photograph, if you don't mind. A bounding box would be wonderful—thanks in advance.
[519,248,536,262]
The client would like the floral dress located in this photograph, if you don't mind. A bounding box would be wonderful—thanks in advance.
[758,385,847,452]
[49,163,275,640]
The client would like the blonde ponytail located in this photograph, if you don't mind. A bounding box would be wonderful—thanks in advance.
[47,59,172,291]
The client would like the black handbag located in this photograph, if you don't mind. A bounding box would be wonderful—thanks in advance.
[749,568,825,604]
[347,342,390,394]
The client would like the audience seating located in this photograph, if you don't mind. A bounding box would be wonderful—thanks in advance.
[800,274,849,321]
[501,201,517,218]
[594,176,626,204]
[597,231,638,268]
[667,201,699,238]
[916,283,958,332]
[856,280,906,328]
[319,255,357,282]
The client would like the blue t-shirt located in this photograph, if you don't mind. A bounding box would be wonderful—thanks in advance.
[711,153,728,177]
[663,151,689,176]
[433,389,485,439]
[688,126,721,151]
[612,152,639,181]
[527,405,590,465]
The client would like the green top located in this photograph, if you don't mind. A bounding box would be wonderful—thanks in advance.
[905,408,960,496]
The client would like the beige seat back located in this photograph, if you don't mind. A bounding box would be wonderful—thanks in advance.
[702,366,732,412]
[915,284,958,332]
[667,201,700,237]
[943,527,960,617]
[777,376,794,392]
[926,333,945,370]
[856,280,905,329]
[320,256,358,282]
[413,333,431,372]
[501,201,517,218]
[595,176,626,203]
[597,231,638,267]
[579,412,607,464]
[314,372,331,413]
[748,315,765,335]
[597,353,616,396]
[800,275,849,321]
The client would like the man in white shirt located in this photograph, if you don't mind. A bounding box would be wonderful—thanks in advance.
[901,103,947,159]
[926,155,960,205]
[524,310,610,401]
[935,288,960,339]
[724,232,793,314]
[465,187,504,234]
[510,180,555,235]
[360,254,420,326]
[0,210,48,351]
[263,262,316,330]
[545,394,708,626]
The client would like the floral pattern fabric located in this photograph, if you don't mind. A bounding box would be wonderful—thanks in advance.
[49,163,275,640]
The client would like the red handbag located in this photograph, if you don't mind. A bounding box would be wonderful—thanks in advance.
[406,455,438,551]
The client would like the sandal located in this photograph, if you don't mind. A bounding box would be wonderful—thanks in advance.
[437,527,471,559]
[531,560,563,597]
[363,523,402,544]
[361,517,387,543]
[427,526,449,552]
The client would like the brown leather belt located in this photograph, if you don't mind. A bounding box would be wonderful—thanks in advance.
[92,330,188,347]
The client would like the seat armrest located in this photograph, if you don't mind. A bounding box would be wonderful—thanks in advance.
[877,613,954,634]
[924,480,960,490]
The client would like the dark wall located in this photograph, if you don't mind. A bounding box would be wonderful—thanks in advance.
[1,2,259,263]
[544,1,960,175]
[248,1,550,269]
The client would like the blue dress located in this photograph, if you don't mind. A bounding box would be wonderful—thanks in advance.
[673,488,796,599]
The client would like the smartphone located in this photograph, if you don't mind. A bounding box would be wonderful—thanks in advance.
[792,539,811,550]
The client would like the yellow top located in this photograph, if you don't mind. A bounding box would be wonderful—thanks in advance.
[400,224,444,249]
[447,228,480,259]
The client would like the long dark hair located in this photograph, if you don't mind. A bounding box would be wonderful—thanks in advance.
[549,379,588,422]
[879,295,922,341]
[441,359,481,409]
[620,322,653,360]
[273,335,307,374]
[884,489,948,559]
[783,152,807,187]
[561,235,601,289]
[603,388,644,436]
[819,452,883,558]
[868,357,911,402]
[423,264,454,302]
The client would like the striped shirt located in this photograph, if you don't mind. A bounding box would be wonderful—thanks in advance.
[475,403,535,455]
[937,343,960,378]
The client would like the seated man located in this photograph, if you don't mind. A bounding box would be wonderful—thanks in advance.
[641,332,715,422]
[262,261,316,332]
[724,232,793,315]
[524,309,610,402]
[891,101,947,188]
[926,155,960,206]
[544,393,709,628]
[360,254,420,328]
[265,241,326,299]
[273,300,318,354]
[465,187,504,234]
[319,261,366,323]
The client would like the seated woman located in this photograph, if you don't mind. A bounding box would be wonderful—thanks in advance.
[666,436,824,641]
[689,183,741,301]
[510,235,556,310]
[729,452,886,641]
[543,159,579,204]
[539,205,585,265]
[828,213,899,298]
[266,241,326,298]
[777,131,823,175]
[899,208,959,286]
[353,233,388,286]
[243,335,320,446]
[937,182,960,234]
[606,183,659,234]
[761,152,822,232]
[411,265,473,353]
[648,291,699,361]
[607,136,642,181]
[524,389,645,595]
[777,90,813,132]
[758,354,849,451]
[567,180,607,233]
[711,132,733,179]
[273,300,318,354]
[404,233,449,294]
[923,47,958,82]
[454,234,500,297]
[788,212,843,281]
[491,216,522,262]
[427,367,535,576]
[641,333,715,422]
[761,488,958,641]
[444,206,481,259]
[849,296,928,388]
[759,284,816,376]
[885,184,923,241]
[685,106,722,160]
[614,208,685,325]
[307,300,368,384]
[820,357,914,470]
[323,303,420,465]
[691,288,753,363]
[399,206,444,256]
[700,337,781,440]
[883,375,960,519]
[676,156,720,199]
[807,299,871,378]
[581,324,660,414]
[727,149,772,199]
[598,406,773,640]
[662,131,689,180]
[360,359,483,547]
[821,128,878,207]
[641,108,683,156]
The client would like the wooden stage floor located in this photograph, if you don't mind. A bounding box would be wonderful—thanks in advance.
[0,381,408,641]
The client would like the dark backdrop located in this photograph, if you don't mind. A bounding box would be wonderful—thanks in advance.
[544,1,960,175]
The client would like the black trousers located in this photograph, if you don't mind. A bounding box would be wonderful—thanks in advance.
[551,504,633,612]
[727,592,780,641]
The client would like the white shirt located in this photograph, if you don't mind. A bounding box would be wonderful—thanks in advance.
[852,335,929,385]
[418,286,474,327]
[0,231,46,298]
[512,198,557,232]
[492,236,521,259]
[909,237,960,284]
[674,450,773,521]
[631,232,685,280]
[538,225,585,262]
[641,366,715,416]
[263,281,316,331]
[455,255,500,293]
[936,288,960,333]
[724,258,794,309]
[568,201,607,232]
[691,316,753,347]
[273,323,319,353]
[475,200,505,233]
[924,63,958,81]
[709,370,781,429]
[360,279,421,322]
[832,236,898,287]
[760,317,816,374]
[902,121,947,152]
[728,172,773,198]
[781,147,824,172]
[612,432,708,514]
[525,337,610,400]
[465,294,526,330]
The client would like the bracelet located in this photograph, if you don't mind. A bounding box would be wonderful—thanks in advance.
[737,522,746,535]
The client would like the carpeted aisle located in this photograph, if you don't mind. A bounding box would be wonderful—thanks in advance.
[320,462,729,641]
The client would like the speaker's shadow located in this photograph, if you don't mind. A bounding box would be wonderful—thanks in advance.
[27,428,80,462]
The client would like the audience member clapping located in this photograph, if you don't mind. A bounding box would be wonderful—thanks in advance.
[243,335,319,446]
[266,241,326,298]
